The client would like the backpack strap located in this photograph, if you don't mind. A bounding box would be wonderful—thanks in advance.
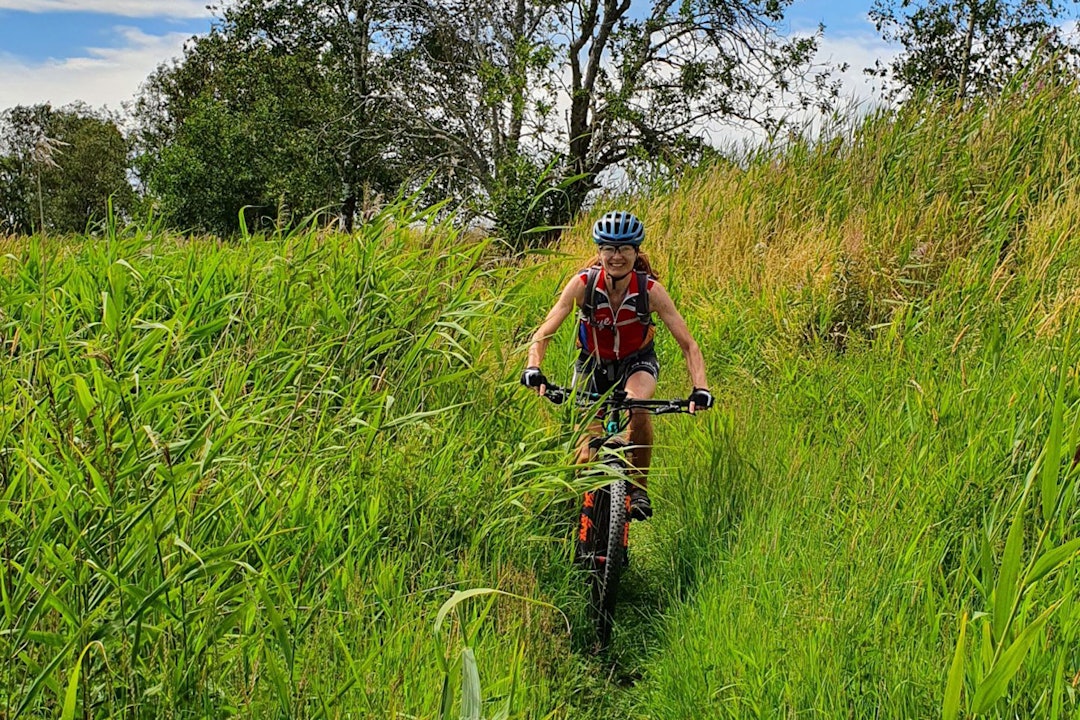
[635,269,651,325]
[581,265,601,324]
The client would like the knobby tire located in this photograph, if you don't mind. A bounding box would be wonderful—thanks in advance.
[582,461,629,651]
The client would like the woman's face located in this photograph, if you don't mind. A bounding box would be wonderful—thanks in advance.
[598,243,638,277]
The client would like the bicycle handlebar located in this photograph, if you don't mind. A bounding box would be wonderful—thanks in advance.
[540,384,694,415]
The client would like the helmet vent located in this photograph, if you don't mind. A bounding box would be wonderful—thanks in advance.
[592,211,644,245]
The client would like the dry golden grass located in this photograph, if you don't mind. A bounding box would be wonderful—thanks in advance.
[538,82,1080,343]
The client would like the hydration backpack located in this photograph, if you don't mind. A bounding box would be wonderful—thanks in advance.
[580,265,652,327]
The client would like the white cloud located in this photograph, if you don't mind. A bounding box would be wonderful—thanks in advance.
[815,31,899,107]
[0,0,210,18]
[695,30,900,149]
[0,27,195,110]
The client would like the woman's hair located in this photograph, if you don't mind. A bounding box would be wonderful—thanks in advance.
[592,251,659,279]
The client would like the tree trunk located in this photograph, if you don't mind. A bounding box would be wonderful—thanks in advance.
[341,188,357,232]
[958,0,978,99]
[507,0,527,154]
[562,0,631,224]
[338,0,371,234]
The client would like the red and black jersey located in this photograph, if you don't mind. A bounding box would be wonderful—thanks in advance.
[577,266,655,360]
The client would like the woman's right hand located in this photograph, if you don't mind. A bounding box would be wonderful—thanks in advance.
[521,366,548,395]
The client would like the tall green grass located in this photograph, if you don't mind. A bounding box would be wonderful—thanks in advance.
[622,327,1078,718]
[0,204,593,718]
[3,73,1080,718]
[565,74,1080,718]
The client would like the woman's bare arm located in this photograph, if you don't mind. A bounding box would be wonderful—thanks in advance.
[526,277,585,369]
[649,282,708,389]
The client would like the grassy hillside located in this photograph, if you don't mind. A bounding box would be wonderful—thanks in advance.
[2,77,1079,718]
[596,79,1080,719]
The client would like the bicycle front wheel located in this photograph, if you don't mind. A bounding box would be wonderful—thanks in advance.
[577,470,629,651]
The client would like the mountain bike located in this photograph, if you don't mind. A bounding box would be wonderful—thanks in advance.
[541,383,694,650]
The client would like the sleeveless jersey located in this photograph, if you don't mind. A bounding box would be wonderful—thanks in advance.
[577,267,656,360]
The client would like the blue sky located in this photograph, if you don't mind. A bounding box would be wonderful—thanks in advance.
[0,0,212,110]
[789,0,881,35]
[0,10,204,59]
[0,0,895,112]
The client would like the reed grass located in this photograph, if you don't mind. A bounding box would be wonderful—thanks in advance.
[3,73,1080,718]
[0,202,588,718]
[559,74,1080,719]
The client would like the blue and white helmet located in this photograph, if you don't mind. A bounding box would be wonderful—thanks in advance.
[592,211,644,246]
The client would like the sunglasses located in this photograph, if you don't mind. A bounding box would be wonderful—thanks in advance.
[598,244,638,257]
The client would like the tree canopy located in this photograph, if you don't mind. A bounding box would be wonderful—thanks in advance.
[7,1,1080,239]
[133,3,408,235]
[132,0,841,240]
[0,103,134,235]
[868,0,1080,100]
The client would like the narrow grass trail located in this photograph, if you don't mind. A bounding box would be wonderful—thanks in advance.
[568,525,721,717]
[552,409,757,718]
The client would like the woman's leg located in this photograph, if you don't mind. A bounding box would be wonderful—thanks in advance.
[576,419,604,465]
[622,371,652,518]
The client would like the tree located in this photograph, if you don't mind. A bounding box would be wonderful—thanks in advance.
[0,154,32,234]
[392,0,842,239]
[868,0,1080,101]
[136,37,339,233]
[134,0,839,240]
[379,0,567,242]
[0,103,134,235]
[134,0,409,234]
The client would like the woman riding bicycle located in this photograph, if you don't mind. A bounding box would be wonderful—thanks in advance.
[521,210,712,520]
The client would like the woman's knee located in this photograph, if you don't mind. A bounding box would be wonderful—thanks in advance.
[576,441,595,465]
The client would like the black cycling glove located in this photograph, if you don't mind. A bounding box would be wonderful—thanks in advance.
[689,387,714,410]
[521,366,548,389]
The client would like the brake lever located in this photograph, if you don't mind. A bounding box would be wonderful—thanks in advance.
[544,387,568,405]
